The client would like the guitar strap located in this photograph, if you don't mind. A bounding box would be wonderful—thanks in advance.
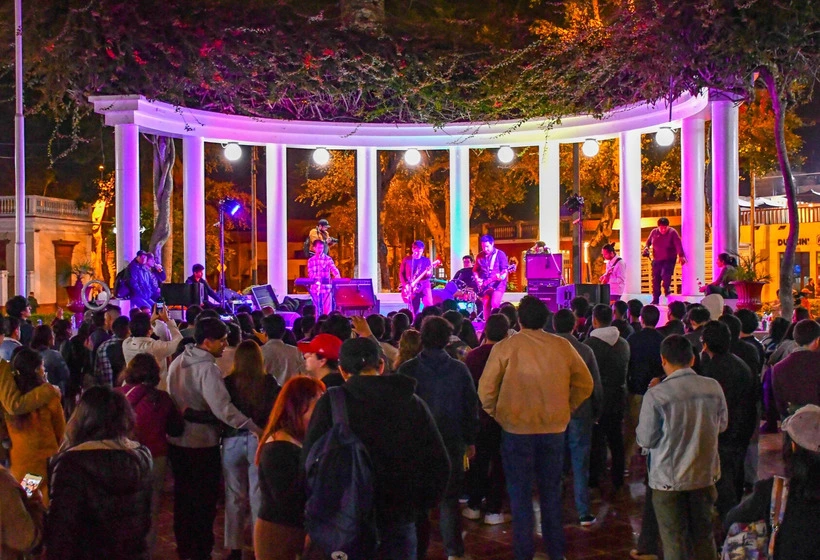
[488,250,497,275]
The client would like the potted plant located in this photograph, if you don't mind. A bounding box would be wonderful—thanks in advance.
[730,251,771,312]
[58,262,96,314]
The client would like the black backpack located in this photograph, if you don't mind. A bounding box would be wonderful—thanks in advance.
[113,266,131,298]
[304,387,378,559]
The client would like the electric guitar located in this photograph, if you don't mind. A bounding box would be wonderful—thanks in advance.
[477,263,517,296]
[401,259,441,303]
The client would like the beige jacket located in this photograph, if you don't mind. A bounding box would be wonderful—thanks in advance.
[478,329,593,435]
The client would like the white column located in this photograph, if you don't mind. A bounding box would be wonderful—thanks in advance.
[182,136,206,276]
[619,131,643,296]
[539,141,561,253]
[711,98,740,269]
[357,147,379,286]
[266,144,288,298]
[115,124,140,271]
[449,146,470,270]
[682,116,707,295]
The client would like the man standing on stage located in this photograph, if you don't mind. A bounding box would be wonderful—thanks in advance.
[307,239,340,315]
[643,217,686,305]
[474,234,509,312]
[307,218,336,256]
[400,240,434,315]
[600,243,626,302]
[186,263,220,307]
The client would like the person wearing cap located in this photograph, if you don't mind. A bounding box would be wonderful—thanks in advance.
[307,219,336,256]
[724,404,820,559]
[186,263,220,306]
[126,250,156,310]
[642,217,686,305]
[298,333,344,388]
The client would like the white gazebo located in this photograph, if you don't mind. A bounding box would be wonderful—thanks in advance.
[90,89,739,301]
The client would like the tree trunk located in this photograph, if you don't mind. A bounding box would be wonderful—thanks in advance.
[148,136,175,270]
[340,0,385,34]
[761,68,797,319]
[587,194,618,282]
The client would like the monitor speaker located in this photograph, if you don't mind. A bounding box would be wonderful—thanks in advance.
[555,283,610,309]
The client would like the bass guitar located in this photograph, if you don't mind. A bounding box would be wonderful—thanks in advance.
[477,263,517,297]
[401,259,441,304]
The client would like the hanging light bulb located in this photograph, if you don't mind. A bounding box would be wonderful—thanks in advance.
[404,148,422,166]
[313,148,331,165]
[497,146,515,164]
[223,143,242,161]
[655,126,676,147]
[581,138,600,157]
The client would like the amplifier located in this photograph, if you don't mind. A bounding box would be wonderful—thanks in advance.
[528,278,561,290]
[525,253,563,280]
[332,278,379,317]
[555,283,610,309]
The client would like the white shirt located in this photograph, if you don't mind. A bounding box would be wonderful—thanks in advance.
[605,256,626,296]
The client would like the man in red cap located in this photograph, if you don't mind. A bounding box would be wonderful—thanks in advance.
[298,333,344,388]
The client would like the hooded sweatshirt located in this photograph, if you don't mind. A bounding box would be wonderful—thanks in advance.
[584,326,630,415]
[167,344,258,448]
[302,374,450,525]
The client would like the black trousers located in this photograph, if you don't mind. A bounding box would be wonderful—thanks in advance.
[168,444,222,560]
[715,445,747,522]
[590,411,625,489]
[651,259,677,300]
[465,419,505,513]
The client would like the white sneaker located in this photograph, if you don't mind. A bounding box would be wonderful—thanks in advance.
[483,512,510,525]
[461,507,482,520]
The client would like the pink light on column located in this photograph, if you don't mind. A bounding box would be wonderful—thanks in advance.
[357,147,378,286]
[711,98,740,271]
[115,124,140,270]
[681,116,706,295]
[183,137,206,275]
[266,144,288,297]
[619,131,642,296]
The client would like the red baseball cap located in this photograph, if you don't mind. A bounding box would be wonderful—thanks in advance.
[297,333,342,360]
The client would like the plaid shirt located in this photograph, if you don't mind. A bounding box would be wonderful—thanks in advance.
[307,253,340,294]
[94,336,123,386]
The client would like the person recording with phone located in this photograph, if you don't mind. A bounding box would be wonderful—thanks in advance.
[122,306,182,391]
[0,463,46,559]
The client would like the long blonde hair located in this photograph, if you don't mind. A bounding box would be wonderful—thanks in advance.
[228,340,268,422]
[394,328,422,369]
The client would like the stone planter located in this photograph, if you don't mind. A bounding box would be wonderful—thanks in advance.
[730,280,767,312]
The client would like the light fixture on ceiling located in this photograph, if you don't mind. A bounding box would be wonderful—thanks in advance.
[313,147,331,165]
[581,138,600,157]
[497,146,515,164]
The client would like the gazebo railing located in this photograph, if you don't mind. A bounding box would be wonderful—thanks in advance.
[0,196,91,220]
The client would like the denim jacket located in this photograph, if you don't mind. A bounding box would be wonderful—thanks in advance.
[636,367,727,491]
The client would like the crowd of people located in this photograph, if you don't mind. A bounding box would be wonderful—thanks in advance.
[0,288,818,560]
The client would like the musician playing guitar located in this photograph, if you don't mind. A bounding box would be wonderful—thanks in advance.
[307,239,340,315]
[399,240,435,315]
[474,234,510,312]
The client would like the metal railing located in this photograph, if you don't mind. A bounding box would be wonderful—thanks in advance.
[0,196,91,220]
[741,206,820,226]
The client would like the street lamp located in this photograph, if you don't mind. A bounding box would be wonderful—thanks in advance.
[655,126,676,147]
[313,148,331,165]
[404,148,421,166]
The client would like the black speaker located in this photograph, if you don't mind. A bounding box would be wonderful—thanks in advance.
[527,279,561,312]
[555,284,610,309]
[160,283,200,307]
